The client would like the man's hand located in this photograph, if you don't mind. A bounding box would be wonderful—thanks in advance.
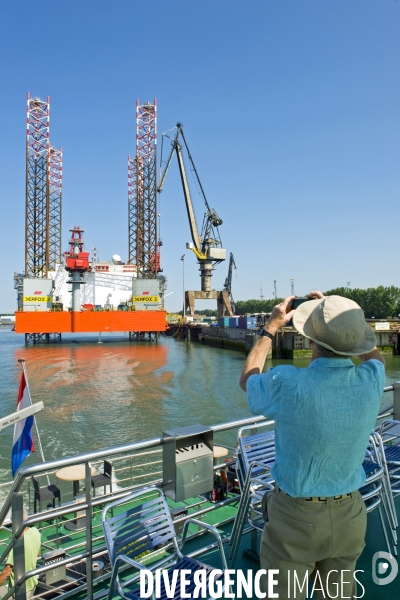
[265,295,295,334]
[239,295,295,391]
[0,564,12,585]
[359,347,386,367]
[307,290,324,300]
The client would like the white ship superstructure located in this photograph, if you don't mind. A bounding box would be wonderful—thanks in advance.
[49,255,137,310]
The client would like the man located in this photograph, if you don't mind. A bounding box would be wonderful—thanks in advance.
[0,509,41,600]
[239,292,386,599]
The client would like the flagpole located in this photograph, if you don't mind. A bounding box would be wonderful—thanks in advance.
[18,359,50,484]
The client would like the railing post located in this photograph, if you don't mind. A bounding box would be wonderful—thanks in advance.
[393,381,400,421]
[85,462,93,600]
[12,493,26,600]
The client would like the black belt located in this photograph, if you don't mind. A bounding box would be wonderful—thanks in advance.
[276,484,352,503]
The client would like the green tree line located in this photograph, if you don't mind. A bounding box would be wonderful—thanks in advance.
[192,300,285,316]
[324,286,400,319]
[235,298,285,315]
[235,286,400,319]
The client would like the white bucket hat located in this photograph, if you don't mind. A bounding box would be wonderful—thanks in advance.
[293,295,376,356]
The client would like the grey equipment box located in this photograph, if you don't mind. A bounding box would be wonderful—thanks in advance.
[163,424,213,502]
[43,549,66,586]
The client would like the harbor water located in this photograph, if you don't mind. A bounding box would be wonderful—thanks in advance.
[0,328,397,487]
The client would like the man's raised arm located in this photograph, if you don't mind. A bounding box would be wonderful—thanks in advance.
[359,348,386,366]
[239,295,295,391]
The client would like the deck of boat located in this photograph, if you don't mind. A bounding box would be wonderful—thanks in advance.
[0,407,398,600]
[0,491,397,599]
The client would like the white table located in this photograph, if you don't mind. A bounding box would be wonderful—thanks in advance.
[213,445,229,464]
[56,465,96,531]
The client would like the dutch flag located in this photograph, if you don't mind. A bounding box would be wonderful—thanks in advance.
[11,372,35,477]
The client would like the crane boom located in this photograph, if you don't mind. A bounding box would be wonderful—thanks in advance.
[158,125,204,258]
[158,124,226,293]
[179,127,212,212]
[175,139,205,259]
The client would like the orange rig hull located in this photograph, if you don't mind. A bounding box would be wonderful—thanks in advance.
[14,311,167,334]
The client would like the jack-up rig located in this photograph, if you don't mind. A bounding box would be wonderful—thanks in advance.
[14,95,167,343]
[158,123,233,317]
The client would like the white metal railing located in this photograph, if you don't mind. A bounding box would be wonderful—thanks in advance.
[0,415,266,600]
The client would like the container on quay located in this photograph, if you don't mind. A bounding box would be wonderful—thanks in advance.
[218,317,230,327]
[238,316,257,329]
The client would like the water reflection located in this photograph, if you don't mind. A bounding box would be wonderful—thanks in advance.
[14,342,172,415]
[0,329,399,485]
[0,337,172,478]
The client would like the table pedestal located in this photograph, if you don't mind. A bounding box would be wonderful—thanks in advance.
[64,518,87,532]
[65,494,87,531]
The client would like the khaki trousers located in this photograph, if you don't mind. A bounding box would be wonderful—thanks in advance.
[260,488,367,600]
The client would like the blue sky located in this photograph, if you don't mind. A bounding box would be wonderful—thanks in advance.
[0,1,399,313]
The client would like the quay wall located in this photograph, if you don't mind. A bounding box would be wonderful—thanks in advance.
[168,323,398,358]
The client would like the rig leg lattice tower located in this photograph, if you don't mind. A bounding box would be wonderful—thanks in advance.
[128,99,159,341]
[128,154,137,265]
[25,93,50,279]
[48,147,63,269]
[128,100,158,277]
[24,93,62,344]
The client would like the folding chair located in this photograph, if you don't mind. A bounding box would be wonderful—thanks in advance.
[362,432,397,556]
[102,487,228,600]
[368,431,398,533]
[235,423,275,491]
[379,419,400,499]
[229,422,275,566]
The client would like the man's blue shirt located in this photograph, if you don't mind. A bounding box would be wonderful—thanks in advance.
[247,358,386,497]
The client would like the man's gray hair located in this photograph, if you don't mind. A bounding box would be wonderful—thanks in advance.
[314,342,349,359]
